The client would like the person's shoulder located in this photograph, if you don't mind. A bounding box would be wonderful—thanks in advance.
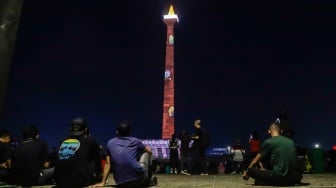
[263,137,273,144]
[126,136,142,141]
[32,138,49,146]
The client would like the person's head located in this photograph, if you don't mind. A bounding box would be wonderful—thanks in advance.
[70,117,88,136]
[116,120,131,137]
[0,130,11,143]
[22,124,39,140]
[182,130,188,136]
[268,122,281,137]
[194,119,201,128]
[171,133,176,140]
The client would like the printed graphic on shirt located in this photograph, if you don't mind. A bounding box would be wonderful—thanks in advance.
[58,139,80,160]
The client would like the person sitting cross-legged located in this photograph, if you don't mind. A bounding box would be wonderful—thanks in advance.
[10,125,54,186]
[95,120,157,188]
[54,117,102,188]
[243,122,302,186]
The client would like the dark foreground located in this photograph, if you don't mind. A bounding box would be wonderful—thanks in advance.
[2,173,336,188]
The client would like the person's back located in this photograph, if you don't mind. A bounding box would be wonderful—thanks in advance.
[231,142,245,162]
[262,135,301,181]
[10,125,50,186]
[96,120,157,188]
[244,122,302,186]
[230,139,245,174]
[54,117,102,188]
[107,136,145,184]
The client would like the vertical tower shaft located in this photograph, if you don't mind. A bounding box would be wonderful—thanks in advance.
[162,5,178,139]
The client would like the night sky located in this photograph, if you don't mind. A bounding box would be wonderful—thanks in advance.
[1,0,336,149]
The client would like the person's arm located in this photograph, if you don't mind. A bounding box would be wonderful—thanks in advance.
[42,141,50,168]
[95,155,111,187]
[191,134,199,140]
[6,159,11,168]
[248,153,262,169]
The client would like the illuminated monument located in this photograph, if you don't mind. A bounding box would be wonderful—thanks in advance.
[162,5,178,139]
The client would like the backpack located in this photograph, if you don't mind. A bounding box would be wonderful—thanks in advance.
[201,129,211,147]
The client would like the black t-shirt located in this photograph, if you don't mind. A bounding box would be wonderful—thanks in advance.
[192,127,203,149]
[0,142,12,164]
[180,135,191,154]
[54,135,102,188]
[10,139,49,186]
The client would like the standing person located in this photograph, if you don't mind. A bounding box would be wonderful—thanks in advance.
[95,120,157,188]
[230,139,245,174]
[0,130,12,183]
[10,125,53,186]
[191,119,209,175]
[179,131,191,175]
[243,122,302,186]
[54,117,102,188]
[168,133,179,174]
[276,110,294,138]
[246,131,264,170]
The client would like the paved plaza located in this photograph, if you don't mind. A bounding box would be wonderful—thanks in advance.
[1,172,333,188]
[146,173,336,188]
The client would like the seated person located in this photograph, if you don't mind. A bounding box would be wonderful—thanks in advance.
[10,125,53,186]
[54,117,102,188]
[95,120,157,188]
[243,122,302,186]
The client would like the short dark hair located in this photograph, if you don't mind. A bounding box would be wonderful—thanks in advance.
[269,122,281,132]
[22,125,38,140]
[117,120,131,137]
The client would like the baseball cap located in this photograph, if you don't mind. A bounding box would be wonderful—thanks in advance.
[70,117,87,136]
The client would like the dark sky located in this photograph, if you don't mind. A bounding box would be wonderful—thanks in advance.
[1,0,336,149]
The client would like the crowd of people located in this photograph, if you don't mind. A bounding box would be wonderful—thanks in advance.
[0,111,304,187]
[165,114,303,187]
[0,118,158,188]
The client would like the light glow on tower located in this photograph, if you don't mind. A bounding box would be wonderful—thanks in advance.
[163,5,179,22]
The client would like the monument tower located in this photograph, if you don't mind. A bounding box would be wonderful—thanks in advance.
[162,5,178,139]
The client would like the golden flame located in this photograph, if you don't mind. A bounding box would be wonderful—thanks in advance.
[168,5,175,15]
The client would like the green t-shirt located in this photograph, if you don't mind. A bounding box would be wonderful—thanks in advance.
[260,135,301,179]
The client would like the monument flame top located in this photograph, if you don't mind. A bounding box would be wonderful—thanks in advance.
[163,5,179,22]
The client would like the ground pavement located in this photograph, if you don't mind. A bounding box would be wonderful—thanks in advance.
[1,173,336,188]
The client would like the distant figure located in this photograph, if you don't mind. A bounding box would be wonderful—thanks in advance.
[276,110,294,138]
[95,120,157,188]
[179,131,191,175]
[0,130,12,183]
[247,131,264,170]
[230,139,245,174]
[191,119,209,175]
[243,122,302,186]
[168,133,179,174]
[10,125,53,186]
[54,117,102,188]
[217,161,225,174]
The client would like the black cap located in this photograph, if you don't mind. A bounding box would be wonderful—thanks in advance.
[70,117,87,136]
